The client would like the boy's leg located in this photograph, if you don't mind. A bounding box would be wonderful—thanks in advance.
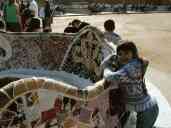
[136,104,159,128]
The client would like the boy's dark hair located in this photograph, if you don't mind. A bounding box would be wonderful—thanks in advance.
[104,19,115,32]
[117,41,139,58]
[0,19,5,30]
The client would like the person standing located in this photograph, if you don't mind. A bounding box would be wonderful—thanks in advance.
[0,19,5,31]
[29,0,38,17]
[42,0,52,32]
[25,17,41,32]
[102,19,122,59]
[3,0,22,32]
[104,19,121,45]
[0,0,5,17]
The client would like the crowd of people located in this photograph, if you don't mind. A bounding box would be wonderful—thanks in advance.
[0,0,91,33]
[0,0,52,32]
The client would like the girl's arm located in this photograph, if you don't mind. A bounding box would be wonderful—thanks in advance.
[101,54,118,71]
[104,67,127,82]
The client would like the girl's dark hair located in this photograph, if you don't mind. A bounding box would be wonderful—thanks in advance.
[117,41,139,58]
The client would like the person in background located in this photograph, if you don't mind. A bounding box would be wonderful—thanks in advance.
[102,19,121,59]
[104,19,121,45]
[21,2,32,31]
[19,0,25,13]
[25,17,41,32]
[20,0,28,31]
[29,0,38,17]
[3,0,22,32]
[71,19,81,32]
[0,19,6,31]
[43,0,52,32]
[64,19,81,33]
[0,0,5,17]
[39,2,45,27]
[64,22,74,33]
[64,19,89,33]
[102,41,159,128]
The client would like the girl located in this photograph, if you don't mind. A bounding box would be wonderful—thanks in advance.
[102,41,159,128]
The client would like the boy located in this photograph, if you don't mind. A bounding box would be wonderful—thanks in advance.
[104,19,121,45]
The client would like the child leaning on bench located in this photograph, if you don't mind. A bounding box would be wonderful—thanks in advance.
[101,41,159,128]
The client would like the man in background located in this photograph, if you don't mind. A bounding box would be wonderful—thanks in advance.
[29,0,38,17]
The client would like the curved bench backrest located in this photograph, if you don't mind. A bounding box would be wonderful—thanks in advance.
[61,26,107,82]
[0,32,74,70]
[0,28,118,128]
[0,26,111,82]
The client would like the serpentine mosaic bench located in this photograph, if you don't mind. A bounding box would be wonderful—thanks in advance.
[0,26,118,128]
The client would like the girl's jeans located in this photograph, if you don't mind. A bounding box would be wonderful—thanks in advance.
[136,104,159,128]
